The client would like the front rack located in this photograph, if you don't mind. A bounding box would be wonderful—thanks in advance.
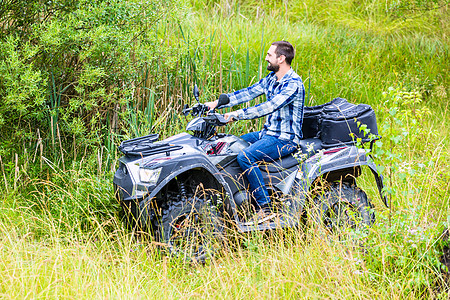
[118,134,182,157]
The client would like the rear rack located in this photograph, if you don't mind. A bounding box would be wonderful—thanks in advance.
[118,134,182,157]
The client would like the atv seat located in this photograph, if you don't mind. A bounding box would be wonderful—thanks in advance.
[298,138,322,156]
[259,138,322,173]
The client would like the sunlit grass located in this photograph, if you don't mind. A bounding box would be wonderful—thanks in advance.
[0,202,444,298]
[0,0,448,298]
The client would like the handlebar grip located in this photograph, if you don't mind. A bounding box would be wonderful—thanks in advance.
[217,94,230,108]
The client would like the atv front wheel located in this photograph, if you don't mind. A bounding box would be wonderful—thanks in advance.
[159,185,225,262]
[312,182,375,231]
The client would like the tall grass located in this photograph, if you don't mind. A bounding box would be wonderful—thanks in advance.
[0,0,448,298]
[0,199,445,298]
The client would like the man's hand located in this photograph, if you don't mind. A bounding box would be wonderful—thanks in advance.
[224,111,239,123]
[204,100,218,111]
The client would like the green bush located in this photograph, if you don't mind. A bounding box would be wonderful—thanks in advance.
[0,0,177,158]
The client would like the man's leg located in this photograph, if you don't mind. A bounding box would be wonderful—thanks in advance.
[240,131,261,144]
[237,134,296,208]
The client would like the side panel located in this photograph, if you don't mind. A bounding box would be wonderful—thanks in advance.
[217,156,248,196]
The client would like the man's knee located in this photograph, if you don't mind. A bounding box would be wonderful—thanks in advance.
[237,150,255,168]
[236,151,247,166]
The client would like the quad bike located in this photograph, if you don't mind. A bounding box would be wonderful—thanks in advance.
[113,86,389,261]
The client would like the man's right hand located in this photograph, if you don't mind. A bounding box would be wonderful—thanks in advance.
[224,111,239,123]
[204,100,218,111]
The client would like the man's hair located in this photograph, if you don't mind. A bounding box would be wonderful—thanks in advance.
[271,41,295,65]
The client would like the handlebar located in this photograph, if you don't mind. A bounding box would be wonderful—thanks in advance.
[182,103,209,117]
[182,93,230,117]
[182,103,228,126]
[203,113,228,126]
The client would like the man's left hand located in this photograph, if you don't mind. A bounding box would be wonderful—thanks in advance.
[204,100,218,111]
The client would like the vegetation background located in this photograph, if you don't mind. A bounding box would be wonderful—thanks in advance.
[0,0,449,298]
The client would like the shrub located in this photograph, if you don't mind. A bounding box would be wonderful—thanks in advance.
[0,0,177,158]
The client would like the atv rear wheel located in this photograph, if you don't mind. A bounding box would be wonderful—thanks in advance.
[159,185,225,262]
[312,182,375,231]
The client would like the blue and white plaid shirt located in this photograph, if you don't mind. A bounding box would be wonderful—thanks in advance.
[223,68,305,145]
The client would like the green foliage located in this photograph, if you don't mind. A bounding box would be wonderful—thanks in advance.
[388,0,449,16]
[1,0,447,162]
[0,0,177,158]
[0,155,119,237]
[353,206,447,296]
[0,0,448,297]
[0,38,47,140]
[368,86,436,197]
[196,0,449,36]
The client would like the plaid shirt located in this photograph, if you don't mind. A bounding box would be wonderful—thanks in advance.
[224,68,305,145]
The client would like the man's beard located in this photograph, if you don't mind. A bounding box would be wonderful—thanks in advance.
[267,62,279,72]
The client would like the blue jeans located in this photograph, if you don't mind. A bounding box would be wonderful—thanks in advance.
[237,131,297,207]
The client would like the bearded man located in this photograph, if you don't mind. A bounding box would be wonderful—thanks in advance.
[205,41,305,222]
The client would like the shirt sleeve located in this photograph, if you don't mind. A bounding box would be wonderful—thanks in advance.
[220,76,267,108]
[235,79,301,120]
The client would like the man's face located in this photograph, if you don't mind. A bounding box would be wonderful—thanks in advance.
[265,45,280,72]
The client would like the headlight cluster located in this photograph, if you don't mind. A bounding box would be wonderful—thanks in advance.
[139,167,162,185]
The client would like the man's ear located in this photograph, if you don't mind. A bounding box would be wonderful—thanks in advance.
[278,55,286,64]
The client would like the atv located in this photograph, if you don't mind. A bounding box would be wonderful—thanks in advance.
[113,86,388,261]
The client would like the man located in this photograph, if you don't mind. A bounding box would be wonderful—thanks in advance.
[205,41,305,222]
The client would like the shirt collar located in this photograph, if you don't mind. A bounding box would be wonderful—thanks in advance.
[278,68,294,82]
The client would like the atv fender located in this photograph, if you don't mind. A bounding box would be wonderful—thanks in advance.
[138,158,237,223]
[304,147,389,208]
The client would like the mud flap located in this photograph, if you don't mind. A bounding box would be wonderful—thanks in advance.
[367,163,389,208]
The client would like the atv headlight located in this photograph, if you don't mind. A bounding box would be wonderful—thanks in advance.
[139,167,162,185]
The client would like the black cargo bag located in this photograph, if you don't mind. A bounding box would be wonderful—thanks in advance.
[320,103,378,148]
[301,97,349,138]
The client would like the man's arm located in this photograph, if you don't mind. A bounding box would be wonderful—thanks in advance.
[233,79,302,120]
[224,77,266,108]
[205,76,267,110]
